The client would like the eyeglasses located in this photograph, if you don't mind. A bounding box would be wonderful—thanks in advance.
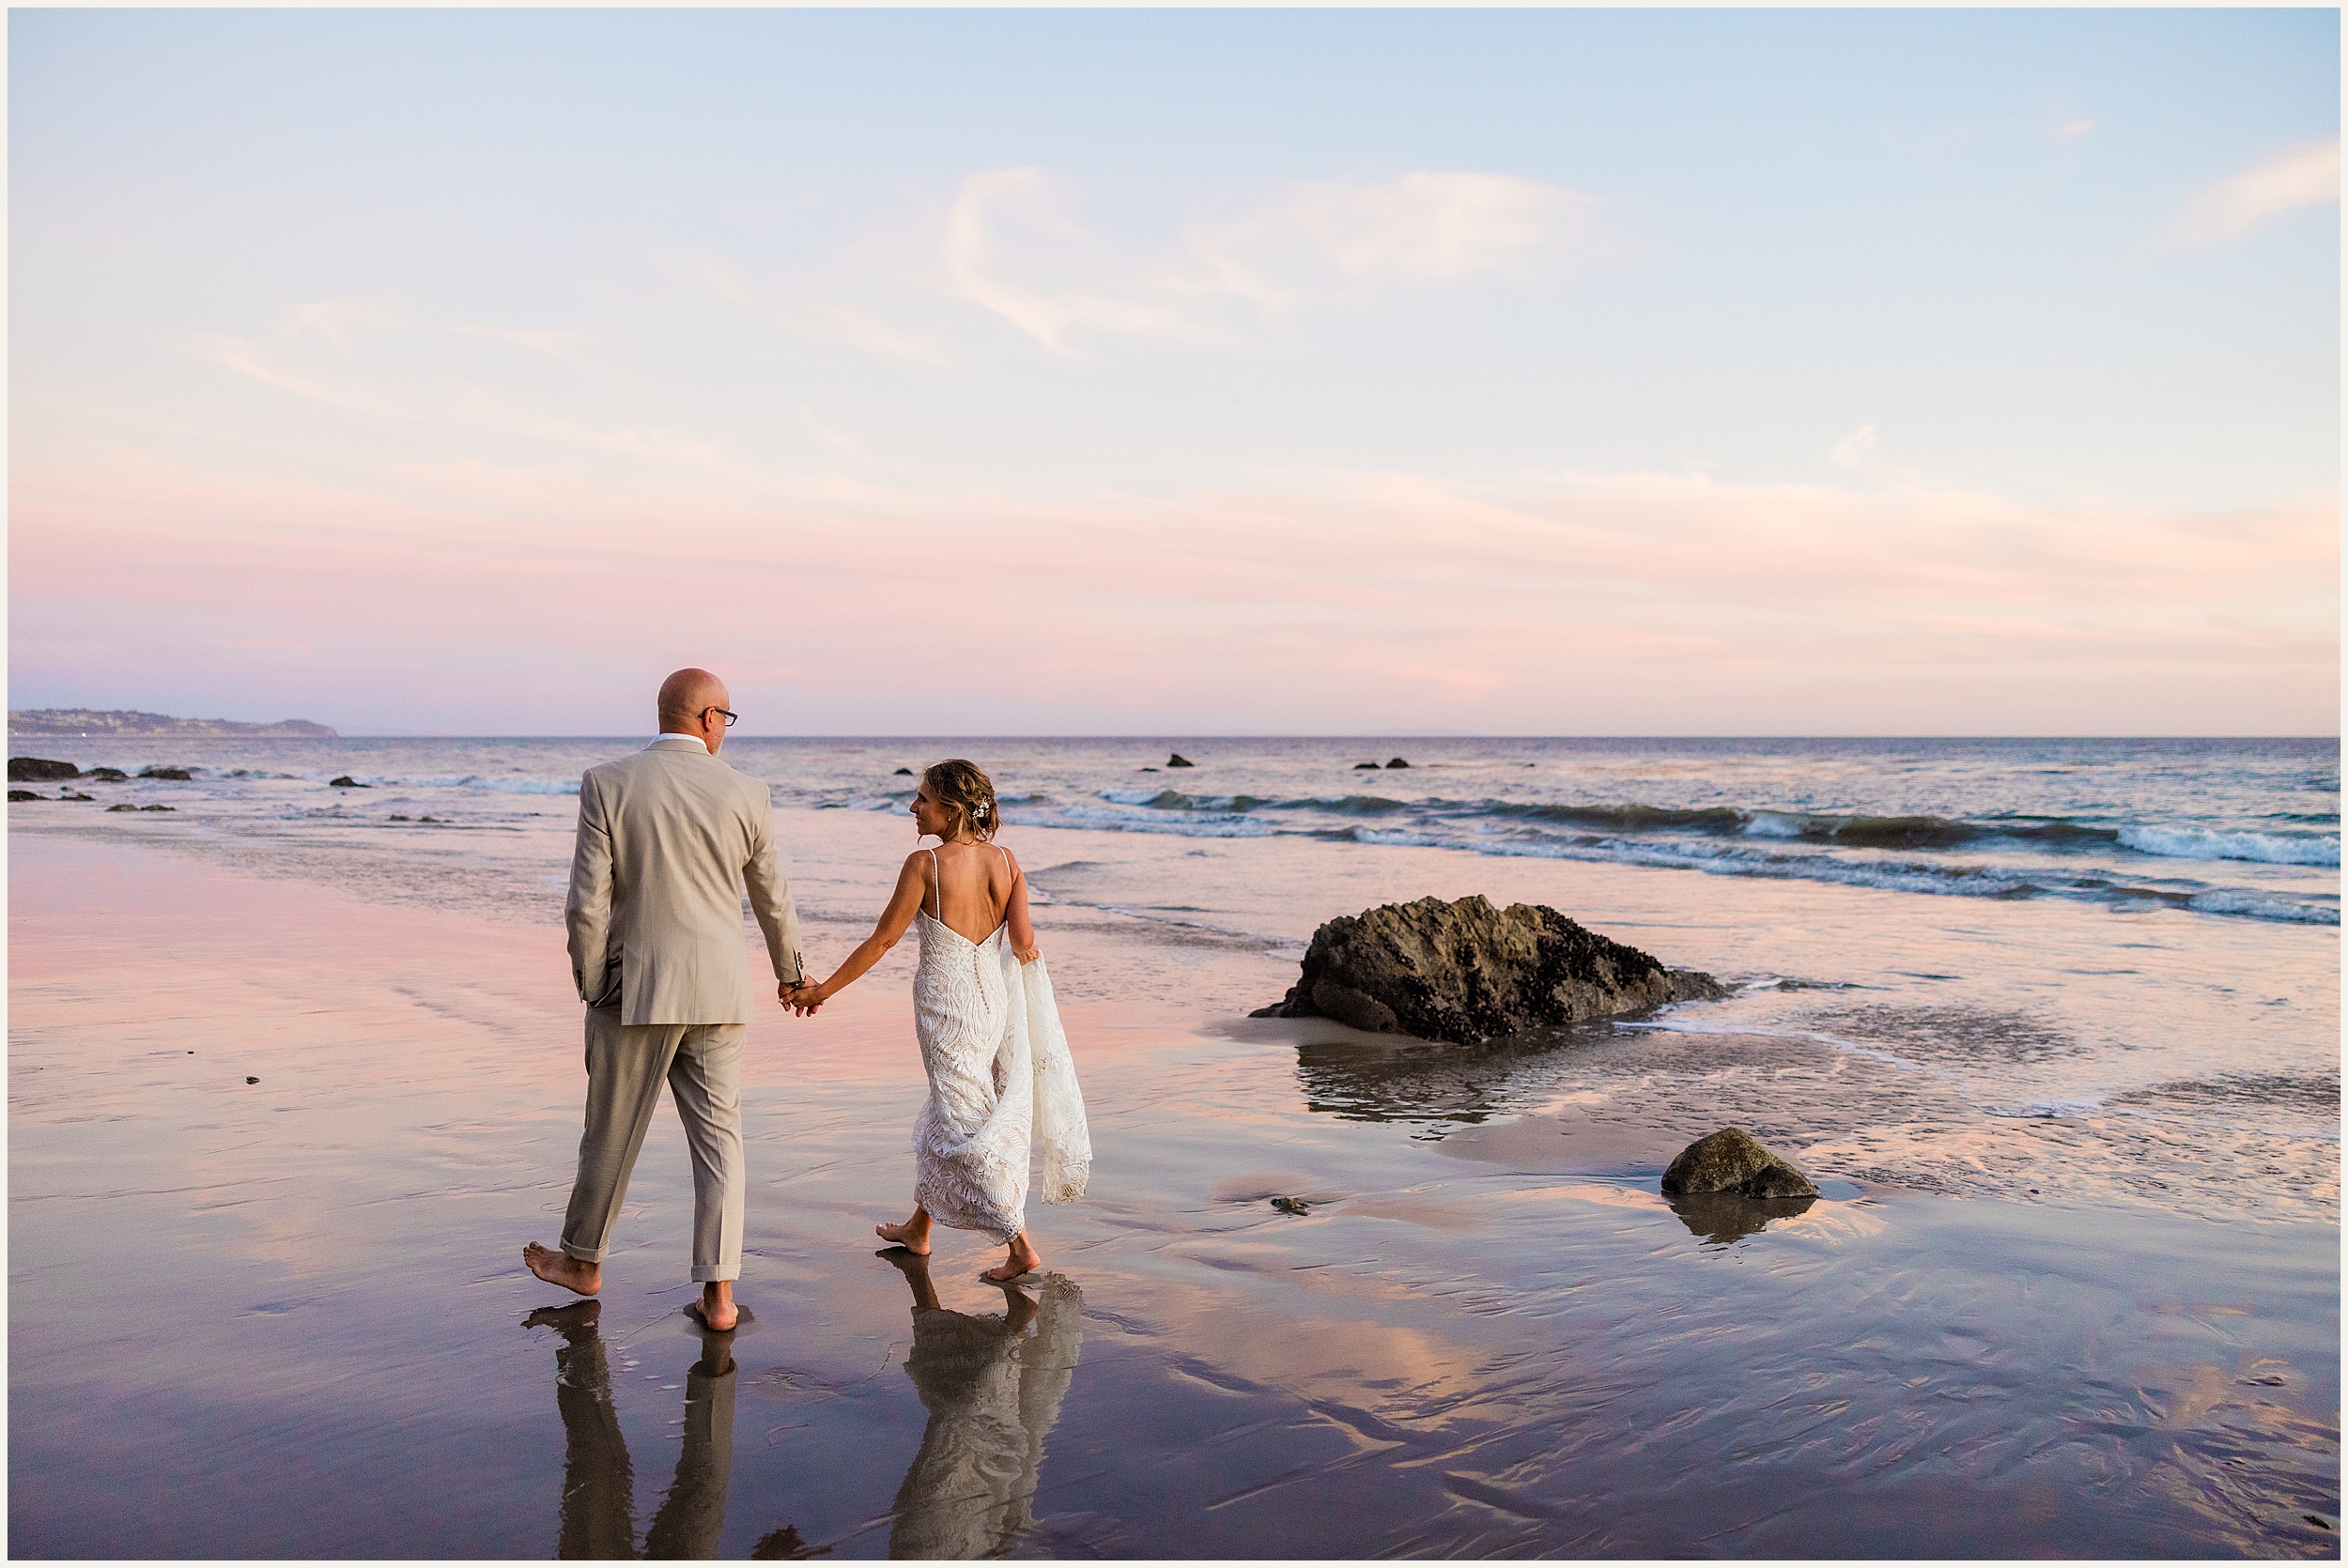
[703,707,738,728]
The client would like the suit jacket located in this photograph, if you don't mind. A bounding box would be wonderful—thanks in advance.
[565,738,805,1025]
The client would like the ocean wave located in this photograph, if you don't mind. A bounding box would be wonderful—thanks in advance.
[995,800,2336,926]
[2119,824,2340,867]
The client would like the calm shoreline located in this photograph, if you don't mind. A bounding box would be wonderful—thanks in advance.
[8,830,2338,1557]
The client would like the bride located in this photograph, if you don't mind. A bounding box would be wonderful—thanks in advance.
[786,760,1089,1281]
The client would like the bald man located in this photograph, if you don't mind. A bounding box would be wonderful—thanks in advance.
[524,669,807,1331]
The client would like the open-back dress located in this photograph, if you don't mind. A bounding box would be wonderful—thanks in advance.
[909,846,1090,1241]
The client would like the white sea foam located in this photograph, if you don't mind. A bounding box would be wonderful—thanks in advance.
[2119,823,2339,867]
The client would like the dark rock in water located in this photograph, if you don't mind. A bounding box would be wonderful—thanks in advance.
[1666,1190,1816,1244]
[85,767,129,782]
[894,767,914,776]
[138,804,175,812]
[137,765,193,780]
[1668,969,1735,1002]
[1661,1127,1818,1198]
[1166,753,1195,767]
[8,789,44,802]
[105,803,139,812]
[1352,761,1381,770]
[1270,1196,1310,1215]
[1249,894,1722,1045]
[245,1076,259,1084]
[1385,757,1410,768]
[60,790,93,802]
[1139,766,1158,772]
[8,756,79,781]
[328,776,366,788]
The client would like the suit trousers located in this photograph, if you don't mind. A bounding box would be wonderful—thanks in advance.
[559,1007,747,1283]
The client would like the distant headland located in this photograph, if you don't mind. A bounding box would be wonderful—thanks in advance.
[8,708,338,739]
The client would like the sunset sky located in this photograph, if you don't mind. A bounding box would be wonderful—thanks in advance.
[9,8,2339,736]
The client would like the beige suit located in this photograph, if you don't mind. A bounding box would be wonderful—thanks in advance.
[558,737,805,1283]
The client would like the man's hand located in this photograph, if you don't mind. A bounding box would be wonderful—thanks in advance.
[779,978,825,1016]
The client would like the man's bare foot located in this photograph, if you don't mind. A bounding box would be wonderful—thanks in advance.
[875,1210,932,1255]
[981,1232,1042,1283]
[685,1281,738,1332]
[524,1241,600,1297]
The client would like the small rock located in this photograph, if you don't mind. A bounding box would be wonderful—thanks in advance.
[389,814,409,822]
[8,789,43,802]
[894,767,914,776]
[104,803,138,812]
[244,1076,259,1084]
[1352,761,1381,770]
[60,791,93,802]
[1270,1196,1310,1215]
[138,804,175,812]
[1166,753,1195,767]
[1139,767,1158,772]
[419,815,439,823]
[328,776,365,788]
[1385,757,1410,768]
[1661,1128,1818,1199]
[84,767,128,782]
[137,766,193,781]
[8,756,80,781]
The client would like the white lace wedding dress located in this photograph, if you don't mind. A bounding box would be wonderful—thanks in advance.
[910,850,1090,1241]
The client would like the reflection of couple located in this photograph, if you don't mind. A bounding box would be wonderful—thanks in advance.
[528,1257,1083,1560]
[523,667,1091,1327]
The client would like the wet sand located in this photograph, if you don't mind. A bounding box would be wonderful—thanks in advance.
[8,832,2340,1557]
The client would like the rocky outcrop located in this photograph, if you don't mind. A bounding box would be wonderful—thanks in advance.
[1385,757,1410,768]
[9,789,45,802]
[328,776,366,788]
[8,757,78,781]
[1250,894,1722,1045]
[85,767,128,782]
[1660,1128,1817,1198]
[137,766,193,781]
[1352,761,1381,770]
[1166,753,1195,767]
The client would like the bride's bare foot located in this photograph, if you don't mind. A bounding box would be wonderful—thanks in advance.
[875,1209,933,1255]
[981,1232,1041,1283]
[523,1241,600,1297]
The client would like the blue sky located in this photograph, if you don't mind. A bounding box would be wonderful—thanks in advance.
[9,8,2339,734]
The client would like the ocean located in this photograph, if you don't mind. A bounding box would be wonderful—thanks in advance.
[8,733,2340,1554]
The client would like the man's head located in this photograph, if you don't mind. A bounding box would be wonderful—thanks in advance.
[657,668,734,754]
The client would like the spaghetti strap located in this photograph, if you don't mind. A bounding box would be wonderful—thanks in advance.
[927,846,941,919]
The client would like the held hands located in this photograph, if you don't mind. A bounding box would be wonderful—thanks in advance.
[779,978,826,1016]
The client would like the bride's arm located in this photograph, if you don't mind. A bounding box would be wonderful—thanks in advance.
[1006,849,1041,964]
[790,854,928,1012]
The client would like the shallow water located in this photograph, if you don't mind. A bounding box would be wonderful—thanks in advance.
[8,804,2339,1558]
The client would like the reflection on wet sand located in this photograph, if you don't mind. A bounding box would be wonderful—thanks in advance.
[1666,1190,1818,1244]
[879,1251,1084,1560]
[1293,1030,1598,1127]
[525,1300,744,1560]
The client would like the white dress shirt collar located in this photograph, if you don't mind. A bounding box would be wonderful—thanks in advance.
[652,732,707,748]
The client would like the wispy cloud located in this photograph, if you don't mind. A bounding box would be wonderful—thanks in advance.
[2165,138,2340,247]
[669,254,949,365]
[943,166,1599,355]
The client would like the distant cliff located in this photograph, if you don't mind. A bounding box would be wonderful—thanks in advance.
[8,708,339,739]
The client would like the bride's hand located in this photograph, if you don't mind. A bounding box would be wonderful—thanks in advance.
[1012,943,1041,966]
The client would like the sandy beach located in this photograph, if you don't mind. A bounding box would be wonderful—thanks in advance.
[8,783,2338,1557]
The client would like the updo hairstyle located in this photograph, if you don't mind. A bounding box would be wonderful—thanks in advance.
[922,759,1000,842]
